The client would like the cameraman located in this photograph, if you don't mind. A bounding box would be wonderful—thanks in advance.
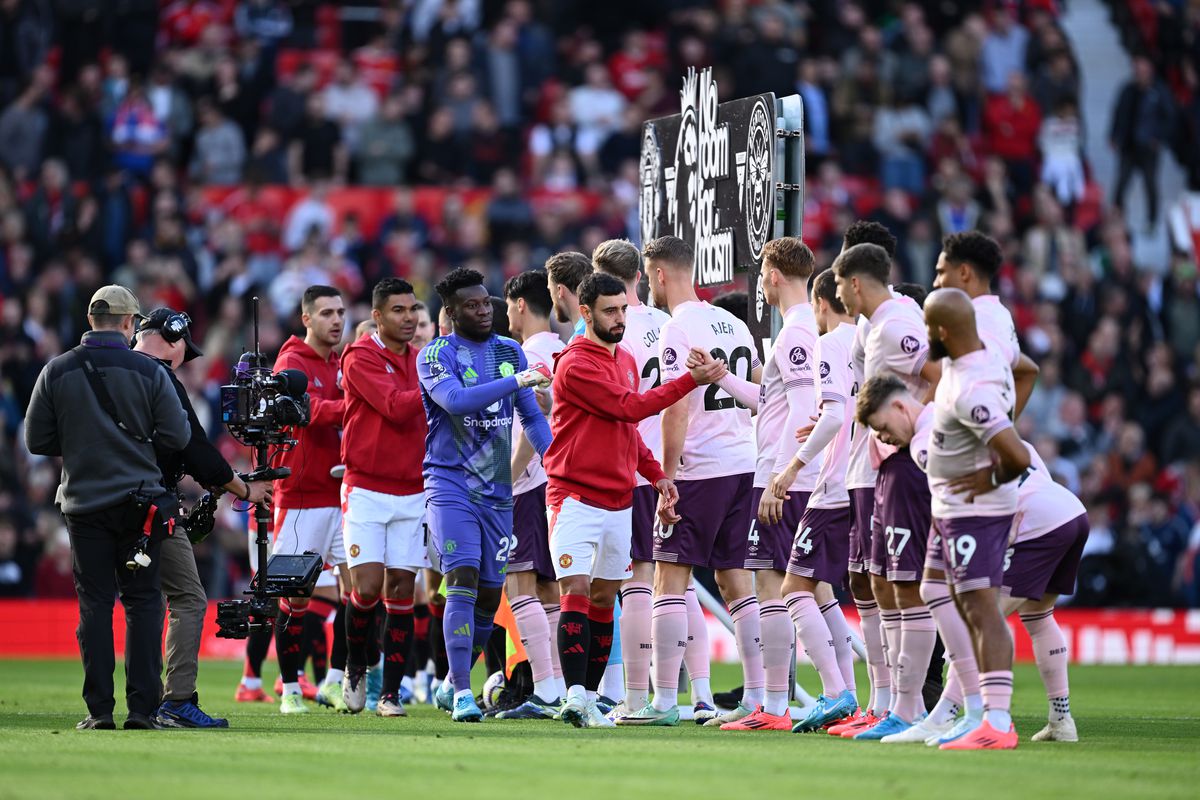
[265,285,349,714]
[25,286,190,731]
[132,308,273,728]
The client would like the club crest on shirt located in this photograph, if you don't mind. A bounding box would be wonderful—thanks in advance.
[820,361,830,378]
[499,361,515,377]
[901,335,920,354]
[789,346,807,365]
[971,405,991,424]
[662,347,677,366]
[559,553,573,568]
[349,544,360,558]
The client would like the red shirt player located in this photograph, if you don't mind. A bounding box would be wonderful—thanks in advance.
[338,278,428,717]
[542,272,726,728]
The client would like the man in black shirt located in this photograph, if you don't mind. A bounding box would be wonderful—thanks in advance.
[133,308,273,728]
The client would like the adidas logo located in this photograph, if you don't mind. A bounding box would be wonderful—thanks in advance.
[564,644,586,654]
[453,624,471,637]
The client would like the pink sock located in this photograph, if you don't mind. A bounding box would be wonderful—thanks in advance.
[543,603,563,681]
[510,595,555,690]
[820,599,857,695]
[759,600,795,696]
[651,595,687,711]
[729,596,765,704]
[1021,609,1069,701]
[895,605,937,722]
[683,586,711,680]
[922,579,980,698]
[855,598,887,711]
[880,608,902,709]
[619,583,653,696]
[981,670,1014,728]
[786,592,845,697]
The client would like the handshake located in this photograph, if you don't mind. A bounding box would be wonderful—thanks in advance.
[684,348,728,384]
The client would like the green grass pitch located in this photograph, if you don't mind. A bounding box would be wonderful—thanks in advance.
[1,660,1197,799]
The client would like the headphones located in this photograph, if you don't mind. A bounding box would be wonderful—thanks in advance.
[136,311,191,345]
[160,312,191,344]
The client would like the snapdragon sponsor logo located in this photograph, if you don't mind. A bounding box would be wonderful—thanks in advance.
[464,416,513,431]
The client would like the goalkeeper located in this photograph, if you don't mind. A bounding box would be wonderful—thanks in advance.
[133,307,274,728]
[416,268,554,722]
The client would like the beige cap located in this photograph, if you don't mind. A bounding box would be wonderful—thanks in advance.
[88,285,144,318]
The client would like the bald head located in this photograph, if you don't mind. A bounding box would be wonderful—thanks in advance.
[925,287,980,360]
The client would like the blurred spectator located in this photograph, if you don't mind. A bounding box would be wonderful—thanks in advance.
[1038,99,1085,210]
[873,91,931,194]
[289,94,346,185]
[282,180,334,253]
[1110,55,1176,228]
[190,99,246,186]
[357,95,415,186]
[568,62,627,167]
[984,72,1041,196]
[981,5,1029,94]
[234,0,293,50]
[322,58,379,153]
[110,82,169,180]
[0,69,49,181]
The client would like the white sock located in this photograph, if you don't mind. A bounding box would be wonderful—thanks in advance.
[586,690,598,703]
[691,677,713,706]
[626,689,648,710]
[764,690,789,717]
[599,662,625,701]
[567,684,586,702]
[743,686,765,709]
[533,677,560,702]
[986,708,1012,729]
[453,689,473,703]
[965,693,984,719]
[555,676,568,699]
[283,681,302,696]
[324,668,344,686]
[241,676,262,690]
[400,675,414,692]
[873,686,891,716]
[652,691,676,712]
[928,696,960,726]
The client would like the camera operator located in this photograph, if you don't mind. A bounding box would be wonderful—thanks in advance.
[132,307,274,728]
[262,285,351,714]
[24,286,190,731]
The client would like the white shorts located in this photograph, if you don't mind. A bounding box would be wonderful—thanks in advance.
[248,506,346,572]
[341,484,429,572]
[548,496,633,582]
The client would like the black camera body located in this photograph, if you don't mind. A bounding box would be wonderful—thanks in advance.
[219,354,311,447]
[215,552,324,638]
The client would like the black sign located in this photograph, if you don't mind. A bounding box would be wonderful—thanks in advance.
[640,68,776,288]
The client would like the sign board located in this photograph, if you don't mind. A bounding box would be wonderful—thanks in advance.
[639,67,776,288]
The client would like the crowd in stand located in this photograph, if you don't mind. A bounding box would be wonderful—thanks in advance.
[0,0,1198,607]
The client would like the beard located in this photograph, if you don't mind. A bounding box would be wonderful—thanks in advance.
[554,302,570,324]
[595,323,625,344]
[649,282,667,311]
[928,337,949,361]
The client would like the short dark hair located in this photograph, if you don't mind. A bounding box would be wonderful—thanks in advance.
[577,273,626,309]
[843,220,897,258]
[761,236,815,280]
[811,268,845,314]
[89,313,127,330]
[942,231,1003,281]
[592,239,642,282]
[491,297,510,337]
[642,235,693,271]
[894,282,928,308]
[434,267,484,306]
[711,291,749,325]
[373,277,415,310]
[833,243,891,286]
[302,284,341,314]
[504,269,553,318]
[544,251,592,294]
[855,374,908,427]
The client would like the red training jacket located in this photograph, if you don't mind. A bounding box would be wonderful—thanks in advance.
[274,336,345,509]
[340,333,426,496]
[544,336,697,510]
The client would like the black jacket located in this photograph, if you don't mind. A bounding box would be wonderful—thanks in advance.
[149,357,235,493]
[25,330,190,514]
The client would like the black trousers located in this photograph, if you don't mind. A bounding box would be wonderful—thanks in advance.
[65,502,165,718]
[1113,145,1161,225]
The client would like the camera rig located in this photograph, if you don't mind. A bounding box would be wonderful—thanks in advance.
[215,297,323,639]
